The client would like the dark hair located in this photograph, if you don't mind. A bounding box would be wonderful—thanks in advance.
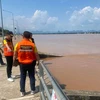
[23,31,32,39]
[6,31,13,36]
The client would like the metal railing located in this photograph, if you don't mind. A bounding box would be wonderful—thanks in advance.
[39,61,69,100]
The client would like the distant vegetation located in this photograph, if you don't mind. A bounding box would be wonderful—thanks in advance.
[32,30,100,34]
[0,27,10,36]
[1,27,100,35]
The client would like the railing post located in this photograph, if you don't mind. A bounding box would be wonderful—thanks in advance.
[39,63,46,100]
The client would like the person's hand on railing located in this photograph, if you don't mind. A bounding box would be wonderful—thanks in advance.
[37,61,39,66]
[36,61,40,69]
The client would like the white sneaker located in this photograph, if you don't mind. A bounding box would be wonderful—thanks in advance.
[11,75,16,78]
[31,90,36,95]
[20,92,25,97]
[7,78,14,82]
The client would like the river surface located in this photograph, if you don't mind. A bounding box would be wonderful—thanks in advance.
[33,34,100,56]
[34,34,100,91]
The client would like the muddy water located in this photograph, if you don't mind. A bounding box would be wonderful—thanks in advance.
[33,34,100,91]
[33,34,100,56]
[45,55,100,91]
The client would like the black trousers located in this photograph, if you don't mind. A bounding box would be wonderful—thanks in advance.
[5,56,13,78]
[20,60,36,92]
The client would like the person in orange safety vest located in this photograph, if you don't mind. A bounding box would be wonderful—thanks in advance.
[3,31,14,82]
[13,31,40,97]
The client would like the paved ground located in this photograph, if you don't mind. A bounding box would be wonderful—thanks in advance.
[0,57,40,100]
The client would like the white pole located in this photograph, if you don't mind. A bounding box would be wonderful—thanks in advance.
[12,12,15,34]
[3,9,15,34]
[0,0,4,40]
[12,13,15,34]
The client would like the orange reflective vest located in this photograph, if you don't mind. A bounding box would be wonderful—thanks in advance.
[3,39,13,56]
[16,39,37,64]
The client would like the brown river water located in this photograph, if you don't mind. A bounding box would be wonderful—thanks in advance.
[33,34,100,91]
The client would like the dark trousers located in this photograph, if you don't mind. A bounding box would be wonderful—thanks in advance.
[5,56,13,78]
[0,53,4,64]
[20,60,36,92]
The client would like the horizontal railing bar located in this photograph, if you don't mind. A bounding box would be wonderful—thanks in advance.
[53,76,69,100]
[41,92,46,100]
[40,61,69,100]
[40,77,51,100]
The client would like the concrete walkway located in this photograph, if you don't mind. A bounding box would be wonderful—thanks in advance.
[0,60,40,100]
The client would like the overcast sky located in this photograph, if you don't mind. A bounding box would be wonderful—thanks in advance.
[1,0,100,32]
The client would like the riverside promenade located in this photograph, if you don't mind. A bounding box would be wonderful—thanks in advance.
[0,58,40,100]
[0,36,41,100]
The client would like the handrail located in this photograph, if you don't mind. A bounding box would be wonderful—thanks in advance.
[39,61,69,100]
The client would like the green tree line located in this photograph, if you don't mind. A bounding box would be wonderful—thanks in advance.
[0,27,10,36]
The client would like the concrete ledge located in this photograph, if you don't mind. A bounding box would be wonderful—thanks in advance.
[68,96,100,100]
[64,90,100,100]
[66,90,100,96]
[38,52,62,59]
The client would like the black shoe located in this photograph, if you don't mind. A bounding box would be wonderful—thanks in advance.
[1,63,6,65]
